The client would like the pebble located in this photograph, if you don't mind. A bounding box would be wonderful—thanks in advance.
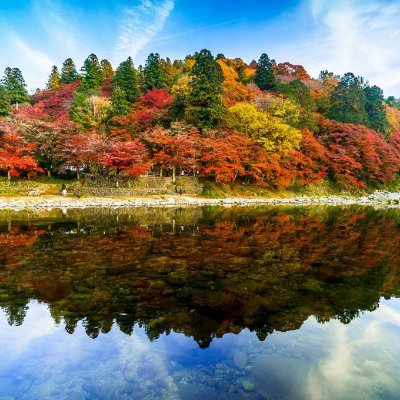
[0,190,399,211]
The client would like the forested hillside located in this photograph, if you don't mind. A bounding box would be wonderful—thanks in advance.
[1,50,400,190]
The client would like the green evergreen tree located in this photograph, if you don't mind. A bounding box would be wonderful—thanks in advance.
[277,79,317,130]
[249,60,258,68]
[0,85,12,116]
[114,57,140,103]
[47,66,60,89]
[79,54,103,92]
[187,49,226,129]
[109,87,131,117]
[69,92,92,129]
[254,53,276,91]
[1,67,29,107]
[386,96,400,110]
[364,85,389,134]
[328,73,368,126]
[143,53,167,90]
[60,58,79,84]
[101,59,114,78]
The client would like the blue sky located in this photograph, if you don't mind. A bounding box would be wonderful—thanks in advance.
[1,0,399,96]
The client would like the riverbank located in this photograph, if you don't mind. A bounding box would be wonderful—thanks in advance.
[0,191,399,211]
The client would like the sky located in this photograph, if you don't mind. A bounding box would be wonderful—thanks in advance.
[0,0,399,96]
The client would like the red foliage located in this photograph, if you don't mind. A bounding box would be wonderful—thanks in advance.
[145,127,199,176]
[60,131,108,174]
[0,125,42,178]
[20,83,79,123]
[273,62,311,80]
[140,89,173,109]
[318,119,400,187]
[104,139,150,176]
[280,128,329,186]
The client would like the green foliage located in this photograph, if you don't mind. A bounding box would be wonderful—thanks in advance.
[318,70,340,81]
[60,58,79,84]
[328,73,389,134]
[277,79,317,131]
[364,85,389,134]
[187,49,226,128]
[109,87,131,117]
[47,66,60,89]
[328,72,369,126]
[79,54,103,92]
[0,85,12,116]
[69,92,93,129]
[114,57,140,103]
[143,53,167,90]
[254,53,276,91]
[1,67,29,106]
[386,96,400,110]
[101,59,114,78]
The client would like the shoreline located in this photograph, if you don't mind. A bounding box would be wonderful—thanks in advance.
[0,191,399,211]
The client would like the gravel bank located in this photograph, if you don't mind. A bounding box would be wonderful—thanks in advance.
[0,191,399,211]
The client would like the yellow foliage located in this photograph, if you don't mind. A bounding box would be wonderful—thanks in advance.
[385,104,400,134]
[217,60,249,107]
[88,95,111,124]
[171,75,191,99]
[226,102,302,154]
[255,94,301,126]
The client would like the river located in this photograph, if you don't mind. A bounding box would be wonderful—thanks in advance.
[0,205,399,399]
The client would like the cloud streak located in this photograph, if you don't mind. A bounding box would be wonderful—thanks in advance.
[303,0,400,95]
[115,0,174,62]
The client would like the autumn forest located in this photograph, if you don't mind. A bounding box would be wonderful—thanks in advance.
[1,50,400,189]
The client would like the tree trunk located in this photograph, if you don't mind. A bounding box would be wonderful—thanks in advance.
[7,169,11,181]
[160,168,163,177]
[77,169,80,181]
[47,169,52,178]
[172,166,176,183]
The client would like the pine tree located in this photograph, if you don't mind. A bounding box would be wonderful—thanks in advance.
[47,66,60,89]
[0,85,12,116]
[364,85,389,134]
[79,54,103,93]
[249,60,258,68]
[1,67,29,108]
[60,58,79,84]
[114,57,140,103]
[109,87,131,117]
[143,53,167,90]
[254,53,276,91]
[328,73,368,126]
[187,49,226,129]
[69,92,93,130]
[101,59,114,78]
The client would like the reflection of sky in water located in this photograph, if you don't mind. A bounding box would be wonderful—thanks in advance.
[1,299,400,400]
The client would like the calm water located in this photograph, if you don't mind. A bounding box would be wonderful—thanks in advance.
[0,205,400,400]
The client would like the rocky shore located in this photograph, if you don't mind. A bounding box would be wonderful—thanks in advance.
[0,191,399,211]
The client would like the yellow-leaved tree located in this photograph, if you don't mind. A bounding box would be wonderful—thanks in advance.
[226,102,302,154]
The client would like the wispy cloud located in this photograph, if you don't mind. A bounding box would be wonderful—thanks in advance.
[8,32,54,90]
[115,0,174,62]
[296,0,400,95]
[150,17,248,43]
[32,0,80,54]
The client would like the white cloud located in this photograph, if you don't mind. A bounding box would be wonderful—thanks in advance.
[298,0,400,95]
[115,0,174,63]
[8,32,54,91]
[32,0,79,54]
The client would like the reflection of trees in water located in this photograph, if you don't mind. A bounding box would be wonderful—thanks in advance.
[0,206,399,347]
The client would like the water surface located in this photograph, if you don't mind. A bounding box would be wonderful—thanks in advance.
[0,205,400,399]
